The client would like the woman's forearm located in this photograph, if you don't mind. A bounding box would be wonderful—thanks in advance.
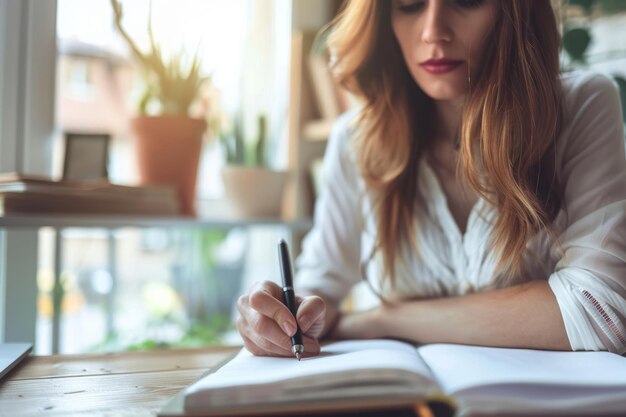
[333,280,572,350]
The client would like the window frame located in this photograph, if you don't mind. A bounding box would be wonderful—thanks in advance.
[0,0,57,175]
[0,0,57,344]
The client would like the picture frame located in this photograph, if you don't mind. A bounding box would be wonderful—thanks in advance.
[62,132,111,182]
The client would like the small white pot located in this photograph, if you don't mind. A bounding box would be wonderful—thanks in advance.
[221,166,289,218]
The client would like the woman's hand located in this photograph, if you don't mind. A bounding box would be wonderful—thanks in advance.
[236,280,327,357]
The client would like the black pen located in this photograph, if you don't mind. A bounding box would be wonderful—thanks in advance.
[277,239,304,361]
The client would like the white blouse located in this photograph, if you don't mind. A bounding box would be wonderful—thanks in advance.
[294,71,626,354]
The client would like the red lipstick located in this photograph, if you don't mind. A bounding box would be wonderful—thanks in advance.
[420,58,463,74]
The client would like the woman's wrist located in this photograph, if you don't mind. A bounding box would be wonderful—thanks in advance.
[328,306,386,340]
[373,300,426,341]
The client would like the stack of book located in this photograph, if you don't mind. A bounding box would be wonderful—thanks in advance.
[0,174,180,216]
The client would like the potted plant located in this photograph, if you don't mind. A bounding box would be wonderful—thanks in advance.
[220,114,289,218]
[110,0,208,216]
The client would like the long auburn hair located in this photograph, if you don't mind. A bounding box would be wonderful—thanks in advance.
[327,0,563,283]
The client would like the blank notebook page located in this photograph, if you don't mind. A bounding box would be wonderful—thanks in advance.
[187,339,432,393]
[418,343,626,395]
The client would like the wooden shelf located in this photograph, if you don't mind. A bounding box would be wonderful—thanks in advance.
[0,214,314,229]
[0,200,313,229]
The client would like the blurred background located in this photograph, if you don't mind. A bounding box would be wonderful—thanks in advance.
[0,0,624,355]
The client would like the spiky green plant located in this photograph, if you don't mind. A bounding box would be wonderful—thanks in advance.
[220,114,269,167]
[110,0,207,116]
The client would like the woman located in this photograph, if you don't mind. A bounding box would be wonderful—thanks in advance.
[236,0,626,356]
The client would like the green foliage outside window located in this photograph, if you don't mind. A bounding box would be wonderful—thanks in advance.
[560,0,626,122]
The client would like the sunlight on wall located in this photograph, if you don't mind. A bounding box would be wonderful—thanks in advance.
[57,0,248,113]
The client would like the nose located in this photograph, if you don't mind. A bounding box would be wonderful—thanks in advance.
[421,2,453,44]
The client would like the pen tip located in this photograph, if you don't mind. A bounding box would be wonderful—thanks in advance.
[295,352,302,361]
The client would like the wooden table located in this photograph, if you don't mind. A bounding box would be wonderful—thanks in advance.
[0,346,238,416]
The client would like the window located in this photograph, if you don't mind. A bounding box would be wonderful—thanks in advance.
[28,0,295,354]
[67,60,93,98]
[0,0,337,353]
[559,1,626,126]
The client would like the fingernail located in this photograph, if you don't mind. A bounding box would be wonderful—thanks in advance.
[282,322,295,335]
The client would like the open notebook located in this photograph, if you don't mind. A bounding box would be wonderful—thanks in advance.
[160,339,626,416]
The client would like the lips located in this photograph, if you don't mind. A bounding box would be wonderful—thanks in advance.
[420,58,463,75]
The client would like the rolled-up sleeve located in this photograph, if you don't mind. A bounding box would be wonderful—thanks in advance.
[294,111,363,306]
[548,73,626,354]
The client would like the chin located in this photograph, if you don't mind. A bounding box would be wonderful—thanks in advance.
[420,86,466,101]
[414,77,467,101]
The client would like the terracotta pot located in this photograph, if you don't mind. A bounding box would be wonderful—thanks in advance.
[131,116,206,216]
[221,166,289,218]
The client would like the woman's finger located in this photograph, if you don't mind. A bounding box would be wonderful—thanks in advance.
[239,312,322,357]
[238,314,293,356]
[248,281,298,334]
[239,329,264,356]
[248,312,294,353]
[296,296,326,334]
[300,334,321,357]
